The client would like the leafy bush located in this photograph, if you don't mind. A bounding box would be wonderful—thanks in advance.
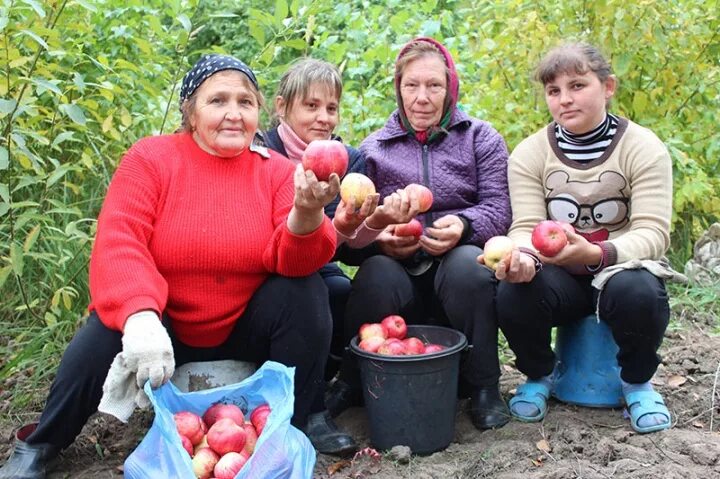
[1,0,718,411]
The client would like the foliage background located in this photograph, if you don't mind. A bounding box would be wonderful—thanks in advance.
[1,0,718,411]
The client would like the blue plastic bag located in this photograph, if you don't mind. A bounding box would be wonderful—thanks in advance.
[124,361,316,479]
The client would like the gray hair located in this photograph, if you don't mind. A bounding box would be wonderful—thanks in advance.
[535,42,613,85]
[273,58,342,125]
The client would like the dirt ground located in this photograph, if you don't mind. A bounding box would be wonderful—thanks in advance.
[1,308,719,479]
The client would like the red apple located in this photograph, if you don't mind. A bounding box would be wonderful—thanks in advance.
[202,403,245,428]
[250,404,271,436]
[207,418,246,455]
[358,335,386,353]
[174,411,206,445]
[301,139,348,181]
[482,235,515,271]
[180,434,194,457]
[402,337,426,355]
[423,343,446,354]
[378,338,407,355]
[405,183,433,212]
[340,172,376,208]
[381,315,407,340]
[214,451,250,479]
[394,218,423,238]
[532,220,568,257]
[241,423,258,455]
[358,322,387,341]
[192,447,219,479]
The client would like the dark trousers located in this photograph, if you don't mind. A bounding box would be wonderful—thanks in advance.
[27,274,331,450]
[320,263,352,379]
[341,245,501,389]
[496,265,669,384]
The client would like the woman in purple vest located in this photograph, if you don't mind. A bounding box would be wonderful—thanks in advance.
[327,37,512,430]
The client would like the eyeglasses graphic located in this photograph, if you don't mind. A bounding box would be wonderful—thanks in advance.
[546,197,629,226]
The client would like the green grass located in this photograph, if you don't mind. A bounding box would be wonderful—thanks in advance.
[667,282,720,333]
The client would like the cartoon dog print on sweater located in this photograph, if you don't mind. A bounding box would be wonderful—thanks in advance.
[544,170,630,242]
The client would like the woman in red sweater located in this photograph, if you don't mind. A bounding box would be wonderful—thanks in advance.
[0,54,353,479]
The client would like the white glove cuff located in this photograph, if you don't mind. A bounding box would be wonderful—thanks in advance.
[124,310,162,336]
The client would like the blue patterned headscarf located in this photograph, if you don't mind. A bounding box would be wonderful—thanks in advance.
[179,54,258,107]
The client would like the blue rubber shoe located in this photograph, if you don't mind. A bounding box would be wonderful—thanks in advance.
[508,382,550,422]
[624,390,671,433]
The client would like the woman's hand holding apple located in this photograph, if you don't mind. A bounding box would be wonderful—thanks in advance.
[376,227,421,259]
[288,164,340,235]
[365,191,419,230]
[538,229,602,267]
[493,249,538,283]
[333,194,381,237]
[420,214,464,256]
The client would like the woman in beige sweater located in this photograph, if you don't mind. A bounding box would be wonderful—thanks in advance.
[485,42,673,433]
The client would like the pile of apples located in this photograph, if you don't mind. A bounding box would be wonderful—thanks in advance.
[174,402,271,479]
[357,315,446,356]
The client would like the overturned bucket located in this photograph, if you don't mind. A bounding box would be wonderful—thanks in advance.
[350,325,467,455]
[553,314,623,408]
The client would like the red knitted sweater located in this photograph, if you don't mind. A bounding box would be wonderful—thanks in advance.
[88,133,336,347]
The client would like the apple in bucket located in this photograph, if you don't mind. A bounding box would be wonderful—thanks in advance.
[301,139,348,181]
[482,235,515,271]
[378,338,407,355]
[340,172,376,208]
[402,337,426,355]
[359,335,386,353]
[424,343,446,354]
[359,322,387,341]
[381,315,407,340]
[532,220,569,257]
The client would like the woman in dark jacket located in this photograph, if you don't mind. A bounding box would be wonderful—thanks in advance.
[327,38,513,430]
[259,58,415,385]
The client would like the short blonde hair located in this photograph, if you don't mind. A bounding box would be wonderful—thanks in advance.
[180,70,265,132]
[274,58,342,123]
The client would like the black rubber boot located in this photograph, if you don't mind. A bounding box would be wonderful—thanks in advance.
[0,424,59,479]
[303,410,357,456]
[470,384,511,430]
[325,378,363,418]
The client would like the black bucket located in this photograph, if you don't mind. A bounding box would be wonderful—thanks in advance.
[350,325,467,455]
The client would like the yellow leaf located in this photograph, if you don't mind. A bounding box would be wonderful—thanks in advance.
[667,375,687,388]
[120,109,132,127]
[102,115,113,133]
[62,290,72,310]
[23,225,41,252]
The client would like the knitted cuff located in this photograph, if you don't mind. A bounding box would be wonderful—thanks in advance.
[586,241,618,273]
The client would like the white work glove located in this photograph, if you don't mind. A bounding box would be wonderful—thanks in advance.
[98,311,175,422]
[122,310,175,390]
